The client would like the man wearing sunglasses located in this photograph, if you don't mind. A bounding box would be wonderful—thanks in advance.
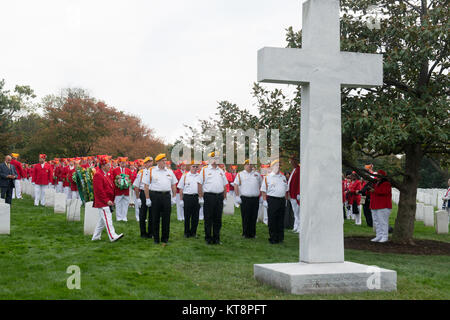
[177,161,201,238]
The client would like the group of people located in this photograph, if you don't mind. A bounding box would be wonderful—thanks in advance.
[2,150,427,246]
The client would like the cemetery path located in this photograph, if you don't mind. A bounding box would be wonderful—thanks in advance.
[345,236,450,256]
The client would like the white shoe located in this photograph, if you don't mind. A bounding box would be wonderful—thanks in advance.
[92,237,101,241]
[378,238,388,243]
[112,234,124,242]
[371,237,381,242]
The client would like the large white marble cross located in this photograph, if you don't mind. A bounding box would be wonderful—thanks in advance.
[258,0,383,263]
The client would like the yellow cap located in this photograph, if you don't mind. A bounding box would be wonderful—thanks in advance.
[11,153,19,158]
[244,159,250,165]
[208,151,219,158]
[270,159,279,167]
[155,153,166,162]
[143,156,153,163]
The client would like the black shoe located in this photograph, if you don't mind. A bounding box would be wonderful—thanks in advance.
[154,240,160,244]
[141,233,149,239]
[162,242,169,247]
[206,240,213,245]
[184,234,190,238]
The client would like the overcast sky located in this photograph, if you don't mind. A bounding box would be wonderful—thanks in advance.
[0,0,303,143]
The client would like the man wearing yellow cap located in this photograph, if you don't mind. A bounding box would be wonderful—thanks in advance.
[197,151,228,245]
[177,161,201,238]
[11,153,25,200]
[143,154,178,245]
[260,159,289,244]
[133,156,154,238]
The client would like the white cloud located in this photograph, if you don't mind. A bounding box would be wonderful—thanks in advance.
[0,0,304,143]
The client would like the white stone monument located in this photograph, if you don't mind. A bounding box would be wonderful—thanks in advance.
[0,203,10,235]
[254,0,396,294]
[0,198,5,204]
[67,198,81,222]
[84,201,98,235]
[54,192,67,214]
[223,193,235,215]
[423,205,434,227]
[415,203,424,221]
[44,188,56,208]
[435,210,449,234]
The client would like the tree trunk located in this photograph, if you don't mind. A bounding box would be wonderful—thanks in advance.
[392,144,423,244]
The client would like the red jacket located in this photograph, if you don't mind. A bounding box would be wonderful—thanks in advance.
[11,159,25,179]
[348,180,362,206]
[130,170,137,184]
[67,166,78,191]
[112,167,131,196]
[173,169,185,194]
[93,168,115,208]
[62,166,70,187]
[225,172,237,192]
[370,180,392,210]
[32,163,53,185]
[288,165,300,204]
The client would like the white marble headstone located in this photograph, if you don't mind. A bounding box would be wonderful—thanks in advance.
[84,202,98,235]
[415,203,424,221]
[44,188,56,208]
[423,205,435,227]
[435,210,449,234]
[223,192,235,215]
[54,193,67,214]
[67,198,81,222]
[0,203,10,235]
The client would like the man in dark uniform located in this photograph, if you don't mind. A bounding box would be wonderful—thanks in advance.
[0,155,18,205]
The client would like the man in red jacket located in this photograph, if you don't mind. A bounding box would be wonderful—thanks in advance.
[113,157,131,222]
[369,170,392,243]
[92,156,123,242]
[11,153,25,200]
[348,172,362,225]
[32,154,53,206]
[288,154,300,233]
[173,161,186,221]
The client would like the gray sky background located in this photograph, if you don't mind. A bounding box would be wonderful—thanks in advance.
[0,0,303,143]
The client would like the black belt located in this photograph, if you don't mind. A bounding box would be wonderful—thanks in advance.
[268,196,285,200]
[204,192,223,196]
[150,191,171,195]
[241,195,259,199]
[184,194,198,197]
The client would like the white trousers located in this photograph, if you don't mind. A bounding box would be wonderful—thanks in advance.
[290,199,300,231]
[56,181,63,193]
[372,208,391,241]
[199,206,204,220]
[176,193,184,221]
[92,207,120,241]
[34,184,48,206]
[12,179,22,199]
[129,186,136,203]
[115,195,129,221]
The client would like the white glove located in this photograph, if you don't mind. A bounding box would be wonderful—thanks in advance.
[223,199,227,205]
[179,200,184,207]
[199,197,204,206]
[235,196,242,204]
[136,198,142,208]
[48,183,52,186]
[259,197,263,204]
[263,200,268,208]
[296,194,300,201]
[171,197,177,206]
[32,182,35,185]
[146,198,151,207]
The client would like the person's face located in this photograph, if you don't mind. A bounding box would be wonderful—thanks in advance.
[69,161,74,167]
[5,156,11,164]
[119,161,125,168]
[272,163,280,174]
[244,164,251,172]
[145,160,153,168]
[103,163,111,172]
[39,157,45,164]
[190,165,198,173]
[157,159,166,168]
[181,164,186,171]
[210,157,217,166]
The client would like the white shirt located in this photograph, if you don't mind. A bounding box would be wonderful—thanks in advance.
[198,165,228,194]
[177,172,199,195]
[260,172,288,198]
[133,168,150,190]
[234,170,262,197]
[143,166,178,192]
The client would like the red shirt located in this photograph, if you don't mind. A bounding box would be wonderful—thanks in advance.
[112,166,131,196]
[32,163,53,185]
[370,180,392,210]
[11,159,25,179]
[130,170,137,184]
[225,172,237,192]
[93,169,115,208]
[288,166,300,204]
[348,180,362,206]
[173,169,185,194]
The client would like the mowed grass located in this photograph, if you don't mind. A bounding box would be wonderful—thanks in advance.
[0,195,449,300]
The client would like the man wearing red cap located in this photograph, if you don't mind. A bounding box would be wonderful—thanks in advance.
[11,153,25,200]
[66,159,79,200]
[92,156,124,242]
[369,170,392,243]
[32,154,53,206]
[112,157,131,222]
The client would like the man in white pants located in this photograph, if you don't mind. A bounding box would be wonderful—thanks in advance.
[112,157,131,222]
[92,157,123,242]
[369,170,392,243]
[32,154,53,206]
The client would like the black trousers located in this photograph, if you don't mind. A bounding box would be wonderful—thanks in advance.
[241,196,259,238]
[183,194,200,236]
[0,187,12,205]
[139,190,152,236]
[363,199,373,227]
[267,196,285,243]
[203,192,224,243]
[352,200,360,215]
[150,191,171,243]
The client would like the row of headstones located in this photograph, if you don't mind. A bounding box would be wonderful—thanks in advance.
[417,188,447,209]
[19,180,99,235]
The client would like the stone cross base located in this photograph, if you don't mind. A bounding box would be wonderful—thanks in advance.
[254,261,396,295]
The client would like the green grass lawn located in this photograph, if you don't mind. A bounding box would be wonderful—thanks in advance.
[0,195,449,300]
